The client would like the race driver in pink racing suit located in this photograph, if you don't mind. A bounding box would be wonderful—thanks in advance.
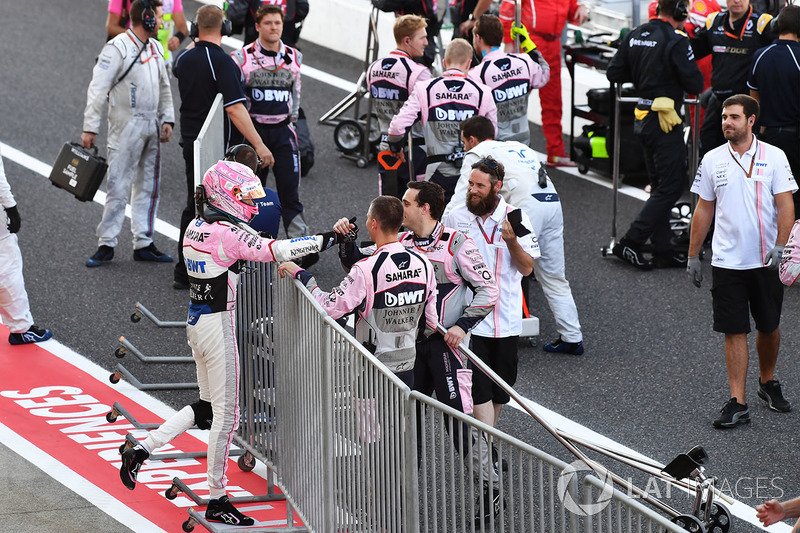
[119,160,347,526]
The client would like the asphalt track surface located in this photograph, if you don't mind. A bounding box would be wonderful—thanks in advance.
[1,1,799,532]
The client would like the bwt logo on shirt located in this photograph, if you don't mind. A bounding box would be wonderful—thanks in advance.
[186,259,206,273]
[251,88,290,102]
[493,83,528,102]
[371,85,400,100]
[385,289,424,307]
[434,108,475,121]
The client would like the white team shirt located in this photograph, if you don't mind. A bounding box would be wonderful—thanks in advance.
[444,139,557,222]
[444,196,541,337]
[691,136,797,270]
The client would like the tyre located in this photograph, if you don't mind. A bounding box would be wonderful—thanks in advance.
[333,120,364,155]
[238,452,256,472]
[671,514,705,533]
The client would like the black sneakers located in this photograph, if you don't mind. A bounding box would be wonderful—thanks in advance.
[543,337,585,355]
[8,325,52,345]
[713,398,750,429]
[120,444,149,490]
[206,496,255,526]
[758,379,792,412]
[611,240,652,270]
[474,483,505,527]
[86,245,114,267]
[133,243,174,263]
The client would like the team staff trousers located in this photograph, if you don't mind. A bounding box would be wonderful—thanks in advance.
[0,233,34,334]
[98,116,161,249]
[414,333,471,456]
[525,197,582,343]
[624,112,686,255]
[255,123,309,238]
[144,311,240,499]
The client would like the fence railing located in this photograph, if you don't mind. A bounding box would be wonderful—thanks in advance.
[232,261,685,532]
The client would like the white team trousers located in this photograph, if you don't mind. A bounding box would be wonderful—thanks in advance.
[526,199,582,343]
[0,233,33,334]
[144,311,240,499]
[98,116,161,249]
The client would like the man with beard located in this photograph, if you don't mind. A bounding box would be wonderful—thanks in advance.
[688,94,796,428]
[443,157,539,433]
[444,115,585,356]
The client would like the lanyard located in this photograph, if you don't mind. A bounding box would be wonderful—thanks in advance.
[728,138,758,178]
[724,7,752,40]
[254,42,286,72]
[476,216,499,244]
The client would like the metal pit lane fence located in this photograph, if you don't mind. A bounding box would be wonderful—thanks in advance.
[234,261,684,533]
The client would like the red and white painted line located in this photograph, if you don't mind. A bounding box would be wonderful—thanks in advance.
[0,325,302,532]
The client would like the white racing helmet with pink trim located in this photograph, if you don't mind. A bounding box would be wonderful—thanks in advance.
[202,160,266,224]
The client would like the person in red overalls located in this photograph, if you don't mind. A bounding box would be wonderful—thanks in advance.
[649,0,720,126]
[499,0,588,167]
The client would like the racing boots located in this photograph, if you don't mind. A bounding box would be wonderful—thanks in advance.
[120,443,149,490]
[206,495,255,526]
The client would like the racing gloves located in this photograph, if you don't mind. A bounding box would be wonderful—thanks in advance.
[651,97,682,133]
[318,217,359,251]
[5,205,20,233]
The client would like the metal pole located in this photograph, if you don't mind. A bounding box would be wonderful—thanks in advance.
[689,96,701,211]
[631,0,641,27]
[610,84,623,249]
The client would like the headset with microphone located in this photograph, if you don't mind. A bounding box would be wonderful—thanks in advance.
[140,0,157,32]
[189,6,233,40]
[673,0,690,22]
